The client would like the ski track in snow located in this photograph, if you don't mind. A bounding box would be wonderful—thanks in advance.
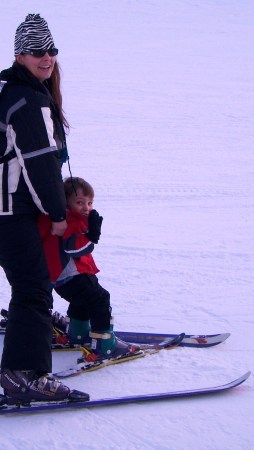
[0,0,253,449]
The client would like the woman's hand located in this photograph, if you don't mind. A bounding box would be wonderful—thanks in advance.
[51,220,67,236]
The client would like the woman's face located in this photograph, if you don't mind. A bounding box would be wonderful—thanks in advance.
[16,52,56,82]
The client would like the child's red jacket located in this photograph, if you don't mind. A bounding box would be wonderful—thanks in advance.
[37,210,99,285]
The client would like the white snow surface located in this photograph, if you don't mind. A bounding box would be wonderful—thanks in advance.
[0,1,253,449]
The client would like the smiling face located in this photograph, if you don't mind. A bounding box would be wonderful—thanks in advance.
[16,52,56,82]
[67,188,94,216]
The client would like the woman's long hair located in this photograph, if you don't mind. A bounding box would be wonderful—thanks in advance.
[46,60,70,131]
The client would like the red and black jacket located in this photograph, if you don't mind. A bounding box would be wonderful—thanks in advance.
[38,210,99,284]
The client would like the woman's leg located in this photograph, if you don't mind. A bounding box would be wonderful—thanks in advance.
[0,215,52,372]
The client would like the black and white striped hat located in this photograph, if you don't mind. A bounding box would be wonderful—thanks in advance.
[14,14,55,56]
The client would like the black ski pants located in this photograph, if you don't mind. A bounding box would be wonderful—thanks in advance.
[0,215,53,372]
[55,273,111,332]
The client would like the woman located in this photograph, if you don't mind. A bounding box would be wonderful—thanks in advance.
[0,14,83,403]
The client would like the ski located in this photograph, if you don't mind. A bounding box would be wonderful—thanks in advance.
[115,331,231,348]
[0,309,230,349]
[0,327,230,350]
[50,330,230,350]
[0,371,250,415]
[53,333,186,378]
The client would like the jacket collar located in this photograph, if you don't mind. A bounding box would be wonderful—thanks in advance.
[0,62,50,96]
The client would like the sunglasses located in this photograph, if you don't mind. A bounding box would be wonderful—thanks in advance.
[22,48,58,57]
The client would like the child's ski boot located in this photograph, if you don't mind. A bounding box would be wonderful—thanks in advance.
[78,330,142,364]
[68,319,91,346]
[52,312,91,347]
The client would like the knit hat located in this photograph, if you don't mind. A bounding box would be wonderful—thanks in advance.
[14,14,55,56]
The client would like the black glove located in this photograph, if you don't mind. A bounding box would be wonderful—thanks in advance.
[85,209,103,244]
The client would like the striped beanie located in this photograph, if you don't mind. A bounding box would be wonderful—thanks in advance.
[14,14,55,56]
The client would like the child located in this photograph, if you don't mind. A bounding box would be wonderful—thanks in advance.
[38,177,140,361]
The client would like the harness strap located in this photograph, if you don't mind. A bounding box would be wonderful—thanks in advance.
[0,149,16,164]
[2,161,9,212]
[0,150,17,212]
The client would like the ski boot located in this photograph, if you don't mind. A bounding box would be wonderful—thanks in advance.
[78,330,142,364]
[0,309,8,330]
[52,311,69,333]
[68,319,91,346]
[0,369,75,405]
[52,312,91,346]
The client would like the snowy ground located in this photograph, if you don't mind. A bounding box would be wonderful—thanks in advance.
[0,1,253,449]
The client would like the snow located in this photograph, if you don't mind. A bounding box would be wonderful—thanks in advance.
[0,0,253,448]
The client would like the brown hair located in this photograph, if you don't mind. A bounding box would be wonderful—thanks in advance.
[64,177,94,199]
[45,61,69,130]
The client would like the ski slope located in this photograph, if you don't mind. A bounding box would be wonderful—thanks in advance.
[0,1,253,449]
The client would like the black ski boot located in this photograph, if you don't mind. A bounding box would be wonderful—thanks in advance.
[0,369,72,404]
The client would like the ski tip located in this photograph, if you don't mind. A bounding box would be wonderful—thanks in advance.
[229,371,251,389]
[221,332,231,340]
[212,332,231,345]
[240,371,251,382]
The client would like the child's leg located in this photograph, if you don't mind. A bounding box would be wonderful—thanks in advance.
[55,274,140,358]
[55,273,111,330]
[66,297,91,343]
[54,274,111,338]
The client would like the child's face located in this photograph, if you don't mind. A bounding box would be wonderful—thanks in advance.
[67,188,94,216]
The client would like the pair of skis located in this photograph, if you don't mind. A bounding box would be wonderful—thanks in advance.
[0,309,251,414]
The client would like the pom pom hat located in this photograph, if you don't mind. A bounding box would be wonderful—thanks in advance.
[14,13,55,56]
